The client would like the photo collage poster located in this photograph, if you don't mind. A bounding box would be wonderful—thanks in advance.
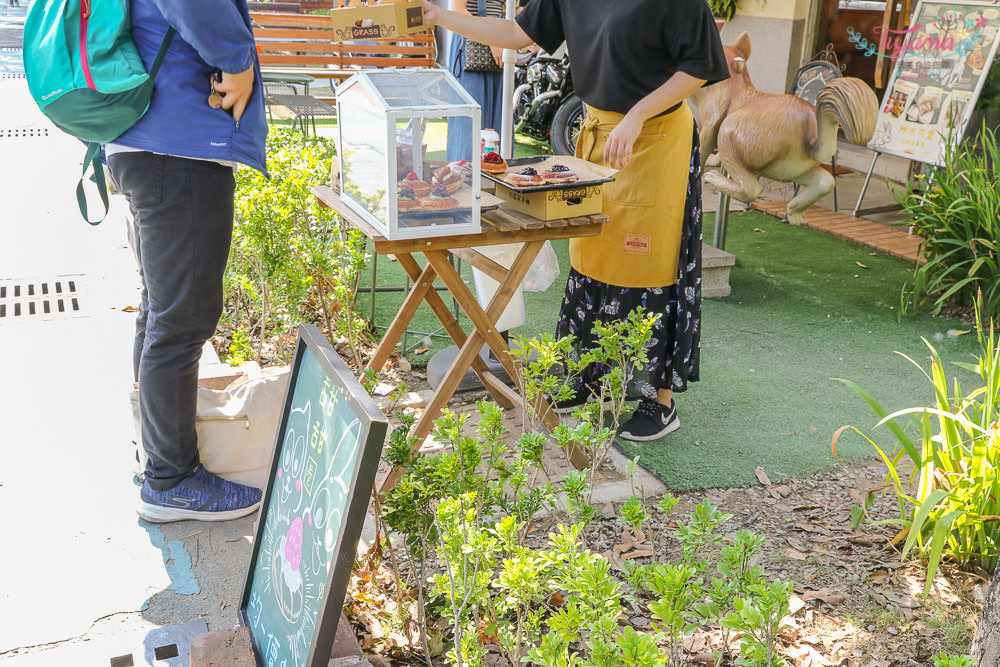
[869,0,1000,164]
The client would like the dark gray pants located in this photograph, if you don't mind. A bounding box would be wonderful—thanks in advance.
[109,152,235,491]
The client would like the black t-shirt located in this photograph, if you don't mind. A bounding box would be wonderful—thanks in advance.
[515,0,730,114]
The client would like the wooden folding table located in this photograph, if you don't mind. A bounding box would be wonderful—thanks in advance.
[313,185,607,473]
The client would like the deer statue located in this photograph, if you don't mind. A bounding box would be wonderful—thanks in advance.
[688,32,879,224]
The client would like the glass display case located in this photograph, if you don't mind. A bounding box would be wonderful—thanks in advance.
[336,68,482,239]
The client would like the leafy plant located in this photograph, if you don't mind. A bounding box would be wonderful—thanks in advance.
[707,0,767,21]
[225,327,255,366]
[899,124,1000,319]
[227,128,370,364]
[508,308,658,534]
[694,531,768,666]
[932,654,974,667]
[722,581,792,666]
[836,316,1000,595]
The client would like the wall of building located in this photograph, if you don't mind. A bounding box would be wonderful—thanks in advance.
[720,0,814,95]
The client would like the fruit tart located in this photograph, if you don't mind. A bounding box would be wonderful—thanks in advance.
[399,171,432,197]
[481,151,508,174]
[542,163,579,184]
[432,159,468,193]
[397,185,420,210]
[422,184,460,210]
[504,166,544,187]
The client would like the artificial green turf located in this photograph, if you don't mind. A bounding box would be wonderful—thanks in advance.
[615,211,981,491]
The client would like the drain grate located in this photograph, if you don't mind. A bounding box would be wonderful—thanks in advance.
[0,276,88,323]
[0,127,48,138]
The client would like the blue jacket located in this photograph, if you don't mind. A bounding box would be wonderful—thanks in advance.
[112,0,267,174]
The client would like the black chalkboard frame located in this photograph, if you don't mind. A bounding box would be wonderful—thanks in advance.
[238,323,388,667]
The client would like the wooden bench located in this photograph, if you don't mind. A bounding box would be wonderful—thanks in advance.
[251,11,438,103]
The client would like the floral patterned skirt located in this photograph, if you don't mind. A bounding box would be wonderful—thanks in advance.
[555,127,703,400]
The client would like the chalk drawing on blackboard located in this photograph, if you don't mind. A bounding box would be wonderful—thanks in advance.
[239,324,387,667]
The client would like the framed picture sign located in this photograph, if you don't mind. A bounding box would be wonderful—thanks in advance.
[239,324,388,667]
[868,0,1000,164]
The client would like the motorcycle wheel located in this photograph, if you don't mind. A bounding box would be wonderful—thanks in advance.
[550,94,586,156]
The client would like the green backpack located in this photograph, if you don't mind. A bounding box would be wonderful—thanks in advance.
[23,0,174,223]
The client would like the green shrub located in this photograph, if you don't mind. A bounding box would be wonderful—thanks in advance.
[837,316,1000,595]
[900,125,1000,319]
[226,128,369,364]
[932,654,974,667]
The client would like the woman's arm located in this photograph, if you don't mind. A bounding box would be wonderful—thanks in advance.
[423,0,533,49]
[449,0,471,15]
[603,71,707,169]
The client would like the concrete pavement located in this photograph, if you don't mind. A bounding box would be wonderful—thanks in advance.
[0,47,259,667]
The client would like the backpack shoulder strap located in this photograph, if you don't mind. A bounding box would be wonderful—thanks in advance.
[78,27,176,224]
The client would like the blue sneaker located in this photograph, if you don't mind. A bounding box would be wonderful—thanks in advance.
[139,465,262,523]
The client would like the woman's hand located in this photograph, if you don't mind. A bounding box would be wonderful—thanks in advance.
[490,45,504,67]
[604,111,643,169]
[422,0,439,25]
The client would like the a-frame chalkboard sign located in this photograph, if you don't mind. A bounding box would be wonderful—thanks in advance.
[239,324,387,667]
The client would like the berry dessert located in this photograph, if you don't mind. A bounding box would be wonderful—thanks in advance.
[481,151,508,174]
[504,166,544,187]
[399,171,432,197]
[397,184,420,210]
[423,184,460,209]
[432,159,468,193]
[542,163,579,184]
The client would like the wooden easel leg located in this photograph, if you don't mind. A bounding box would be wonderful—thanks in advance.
[428,245,589,469]
[391,254,509,405]
[366,258,437,374]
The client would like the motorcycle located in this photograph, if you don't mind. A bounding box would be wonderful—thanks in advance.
[512,48,586,156]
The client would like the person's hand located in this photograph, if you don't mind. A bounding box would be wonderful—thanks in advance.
[490,45,503,67]
[604,111,643,169]
[422,0,439,25]
[214,66,255,122]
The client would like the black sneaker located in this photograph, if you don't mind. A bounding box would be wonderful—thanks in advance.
[619,400,679,441]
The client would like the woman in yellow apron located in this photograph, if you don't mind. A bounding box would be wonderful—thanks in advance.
[423,0,729,441]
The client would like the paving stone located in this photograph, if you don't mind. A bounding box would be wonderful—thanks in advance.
[189,627,255,667]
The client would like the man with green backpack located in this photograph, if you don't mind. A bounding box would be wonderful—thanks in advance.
[110,0,268,523]
[25,0,268,522]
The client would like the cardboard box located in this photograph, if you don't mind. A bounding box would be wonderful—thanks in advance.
[330,0,425,40]
[494,182,605,221]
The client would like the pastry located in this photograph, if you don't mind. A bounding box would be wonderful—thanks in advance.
[399,171,432,197]
[421,184,460,209]
[542,163,579,184]
[504,166,543,187]
[397,185,420,210]
[481,151,508,174]
[433,159,467,193]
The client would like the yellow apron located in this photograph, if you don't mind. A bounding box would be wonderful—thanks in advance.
[572,104,694,288]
